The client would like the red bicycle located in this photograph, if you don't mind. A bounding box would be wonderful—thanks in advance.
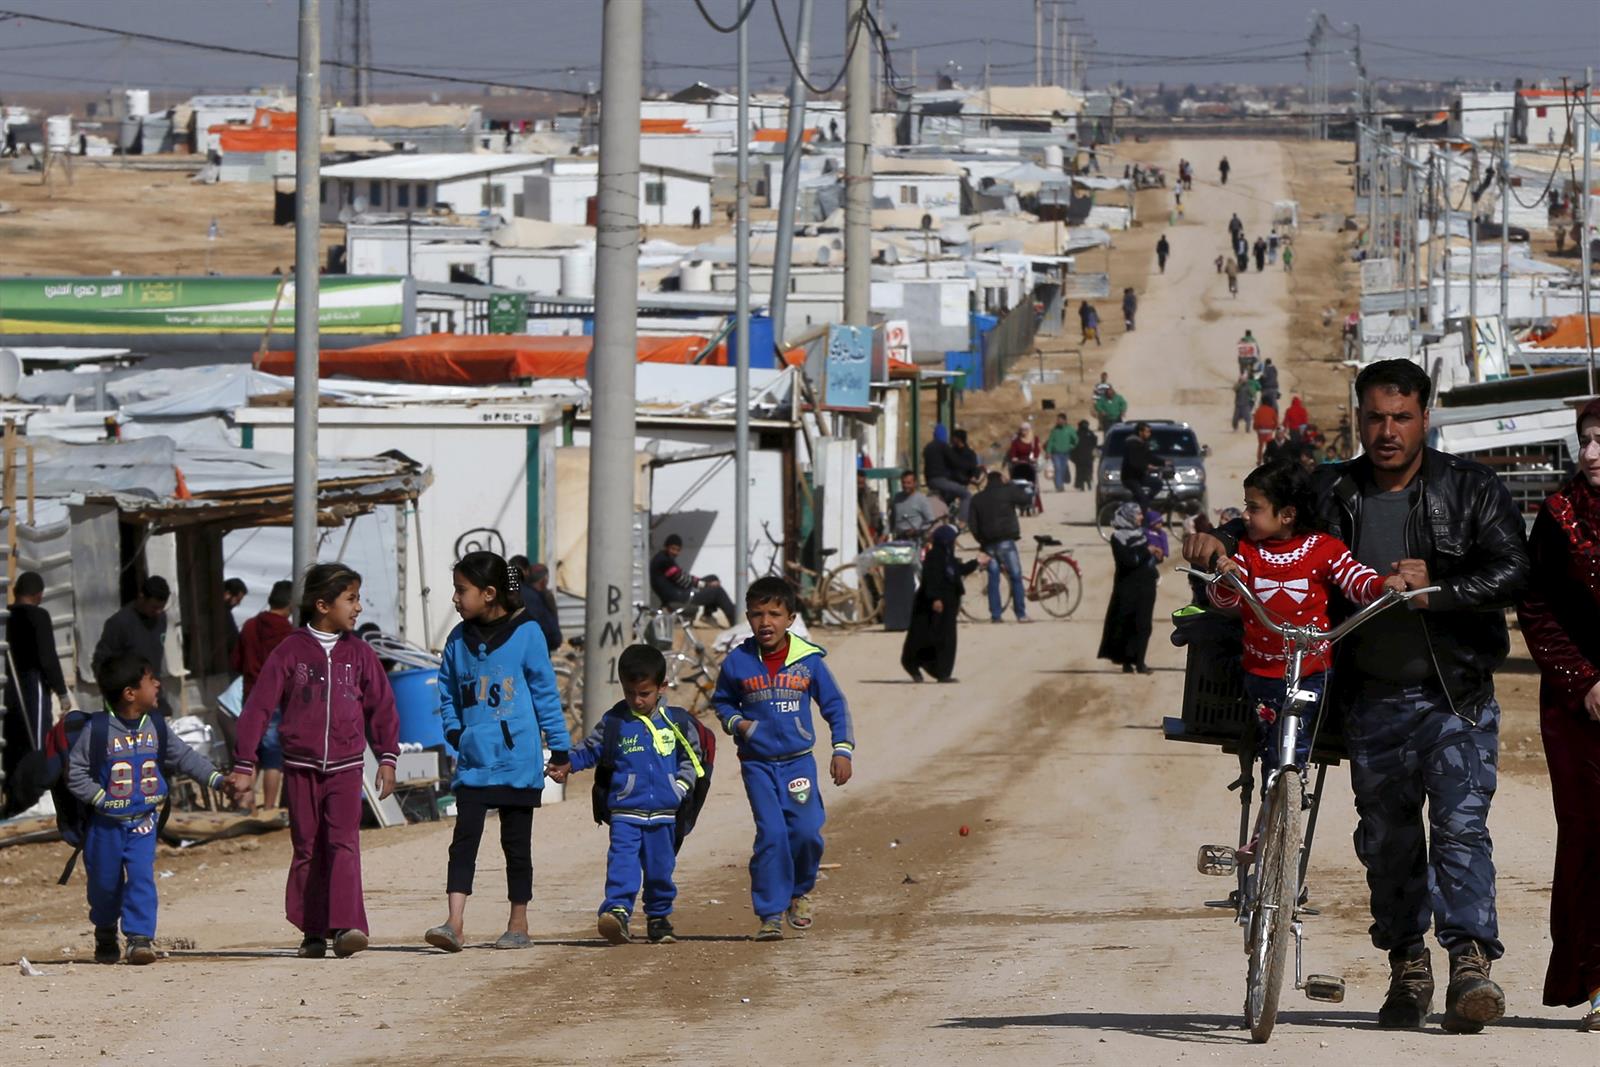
[961,534,1084,621]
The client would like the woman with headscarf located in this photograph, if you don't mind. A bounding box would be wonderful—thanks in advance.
[1517,398,1600,1029]
[1098,503,1161,674]
[1071,419,1098,491]
[901,525,979,683]
[1007,423,1042,514]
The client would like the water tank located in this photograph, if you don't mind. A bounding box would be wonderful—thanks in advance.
[678,259,713,292]
[45,115,72,152]
[1043,144,1064,169]
[0,349,21,399]
[124,89,150,119]
[559,248,595,298]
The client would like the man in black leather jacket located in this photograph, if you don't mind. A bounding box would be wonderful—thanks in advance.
[1184,359,1529,1035]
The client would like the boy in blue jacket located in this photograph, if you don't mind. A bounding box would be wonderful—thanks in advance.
[555,644,704,945]
[712,576,854,941]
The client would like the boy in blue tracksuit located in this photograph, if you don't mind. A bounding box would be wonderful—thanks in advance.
[68,655,224,965]
[557,644,704,945]
[712,576,854,941]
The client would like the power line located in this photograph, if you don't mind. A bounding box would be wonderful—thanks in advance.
[0,7,586,96]
[690,0,760,35]
[769,0,865,96]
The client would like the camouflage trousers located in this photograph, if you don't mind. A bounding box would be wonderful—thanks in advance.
[1345,686,1503,960]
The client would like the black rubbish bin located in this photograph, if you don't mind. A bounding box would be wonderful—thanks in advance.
[882,562,917,632]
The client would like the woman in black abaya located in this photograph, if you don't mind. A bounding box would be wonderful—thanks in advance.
[901,525,978,683]
[1098,503,1161,674]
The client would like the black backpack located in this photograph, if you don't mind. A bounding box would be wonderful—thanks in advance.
[591,705,715,854]
[41,709,170,885]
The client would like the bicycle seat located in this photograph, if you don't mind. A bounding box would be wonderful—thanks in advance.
[568,636,586,650]
[1033,535,1061,547]
[819,547,839,558]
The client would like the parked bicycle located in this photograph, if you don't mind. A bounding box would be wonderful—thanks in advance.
[1172,567,1438,1042]
[755,520,888,627]
[960,534,1084,621]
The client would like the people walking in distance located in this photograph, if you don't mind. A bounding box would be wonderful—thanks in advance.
[1218,155,1231,185]
[900,526,979,684]
[1044,413,1078,494]
[1071,419,1098,492]
[1156,234,1171,273]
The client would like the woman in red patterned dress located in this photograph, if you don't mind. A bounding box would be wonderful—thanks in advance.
[1517,398,1600,1030]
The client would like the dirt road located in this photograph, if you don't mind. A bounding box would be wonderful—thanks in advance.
[0,139,1586,1064]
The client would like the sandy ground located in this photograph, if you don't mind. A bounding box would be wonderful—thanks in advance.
[1,139,1590,1064]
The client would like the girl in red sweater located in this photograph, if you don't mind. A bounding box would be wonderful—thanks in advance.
[1208,463,1405,775]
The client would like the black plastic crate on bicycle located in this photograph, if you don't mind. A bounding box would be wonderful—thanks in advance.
[1164,605,1348,766]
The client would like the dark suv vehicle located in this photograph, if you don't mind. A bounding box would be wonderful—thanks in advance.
[1095,419,1208,517]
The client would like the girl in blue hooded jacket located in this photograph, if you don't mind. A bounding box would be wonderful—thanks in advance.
[423,552,570,953]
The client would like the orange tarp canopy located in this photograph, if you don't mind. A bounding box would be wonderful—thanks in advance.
[752,127,817,143]
[1528,315,1600,349]
[641,118,697,134]
[257,333,726,385]
[214,108,296,152]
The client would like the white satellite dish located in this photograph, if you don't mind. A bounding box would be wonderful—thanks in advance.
[337,206,354,223]
[815,246,831,265]
[352,195,369,214]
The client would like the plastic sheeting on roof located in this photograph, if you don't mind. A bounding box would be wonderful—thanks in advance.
[257,334,727,385]
[1528,315,1600,349]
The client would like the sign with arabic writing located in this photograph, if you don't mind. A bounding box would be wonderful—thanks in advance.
[823,324,872,411]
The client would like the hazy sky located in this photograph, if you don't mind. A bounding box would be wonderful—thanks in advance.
[0,0,1596,99]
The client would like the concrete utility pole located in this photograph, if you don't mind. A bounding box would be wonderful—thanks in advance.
[769,0,813,350]
[291,0,321,593]
[1050,2,1060,86]
[582,0,643,731]
[1034,0,1044,85]
[1499,112,1510,330]
[353,0,371,106]
[734,8,751,607]
[1438,149,1451,327]
[1468,143,1479,334]
[1584,69,1595,395]
[844,0,871,328]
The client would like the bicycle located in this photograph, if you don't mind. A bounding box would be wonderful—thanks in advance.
[756,521,883,627]
[1173,567,1438,1043]
[1096,465,1183,542]
[960,534,1084,621]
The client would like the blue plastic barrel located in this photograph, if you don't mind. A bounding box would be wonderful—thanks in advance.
[391,668,445,749]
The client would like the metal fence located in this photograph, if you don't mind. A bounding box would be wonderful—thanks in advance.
[982,296,1040,389]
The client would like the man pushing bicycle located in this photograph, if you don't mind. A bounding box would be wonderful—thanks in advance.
[1184,359,1530,1035]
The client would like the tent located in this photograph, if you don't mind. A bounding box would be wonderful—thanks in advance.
[1527,315,1600,349]
[257,333,728,385]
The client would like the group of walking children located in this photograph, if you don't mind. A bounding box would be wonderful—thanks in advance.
[66,556,855,961]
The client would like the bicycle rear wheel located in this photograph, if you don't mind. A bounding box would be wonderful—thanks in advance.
[1245,771,1303,1043]
[1034,554,1084,618]
[820,565,883,626]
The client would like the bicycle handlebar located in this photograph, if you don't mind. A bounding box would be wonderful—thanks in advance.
[1178,567,1441,648]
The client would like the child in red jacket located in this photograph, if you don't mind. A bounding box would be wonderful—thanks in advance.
[1207,463,1405,776]
[227,564,399,959]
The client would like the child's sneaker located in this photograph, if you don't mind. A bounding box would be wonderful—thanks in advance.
[754,916,784,941]
[332,928,369,958]
[598,908,632,945]
[646,916,676,944]
[787,894,814,931]
[298,935,328,958]
[94,926,120,965]
[124,936,157,966]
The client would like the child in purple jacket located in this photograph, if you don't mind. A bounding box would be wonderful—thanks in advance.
[228,564,399,959]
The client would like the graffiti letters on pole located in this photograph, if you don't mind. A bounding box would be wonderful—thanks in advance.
[454,527,507,561]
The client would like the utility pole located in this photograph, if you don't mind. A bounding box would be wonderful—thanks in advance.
[1437,149,1450,327]
[291,0,321,594]
[769,0,813,349]
[734,8,751,608]
[1034,0,1044,85]
[1584,69,1595,395]
[844,0,871,328]
[1050,2,1060,86]
[353,0,371,106]
[582,0,642,731]
[983,39,991,95]
[1499,112,1510,330]
[1468,143,1479,336]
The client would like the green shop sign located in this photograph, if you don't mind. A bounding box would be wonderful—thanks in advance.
[0,276,408,335]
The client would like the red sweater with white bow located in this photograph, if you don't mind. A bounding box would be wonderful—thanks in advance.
[1207,532,1386,677]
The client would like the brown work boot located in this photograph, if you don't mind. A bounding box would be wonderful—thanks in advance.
[1377,944,1433,1029]
[1441,941,1504,1034]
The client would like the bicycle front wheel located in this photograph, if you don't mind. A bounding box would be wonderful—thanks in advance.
[960,562,1009,621]
[1035,555,1084,618]
[1095,500,1120,542]
[820,565,882,626]
[554,663,583,741]
[1245,771,1303,1043]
